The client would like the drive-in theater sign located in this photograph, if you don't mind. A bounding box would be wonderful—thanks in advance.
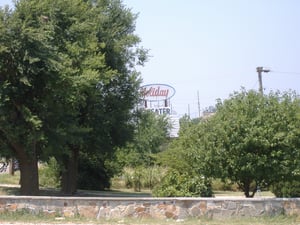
[140,84,176,115]
[140,84,179,137]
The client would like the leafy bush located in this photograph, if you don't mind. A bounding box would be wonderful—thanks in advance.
[152,170,213,197]
[270,180,300,197]
[77,155,111,191]
[122,167,143,191]
[140,166,167,189]
[121,166,167,191]
[39,157,60,188]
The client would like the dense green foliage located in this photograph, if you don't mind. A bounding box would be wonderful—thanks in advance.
[157,89,300,198]
[211,90,300,197]
[152,169,213,197]
[115,110,171,168]
[271,180,300,197]
[0,0,147,195]
[154,114,215,197]
[0,0,74,194]
[111,110,171,192]
[77,152,111,190]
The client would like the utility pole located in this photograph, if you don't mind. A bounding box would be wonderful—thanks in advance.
[256,67,270,94]
[197,91,201,118]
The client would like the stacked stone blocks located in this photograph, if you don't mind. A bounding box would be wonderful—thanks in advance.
[0,196,299,220]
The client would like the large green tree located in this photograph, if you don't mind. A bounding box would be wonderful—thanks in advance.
[56,0,146,194]
[159,89,300,197]
[0,0,146,195]
[0,2,69,195]
[212,90,300,197]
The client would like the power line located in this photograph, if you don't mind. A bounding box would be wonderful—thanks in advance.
[271,70,300,75]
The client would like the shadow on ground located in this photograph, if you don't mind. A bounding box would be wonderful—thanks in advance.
[0,185,151,197]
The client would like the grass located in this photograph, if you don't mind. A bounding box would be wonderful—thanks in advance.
[0,172,152,197]
[0,173,298,225]
[214,190,275,198]
[0,210,96,224]
[0,172,276,198]
[0,171,21,195]
[0,211,299,225]
[0,171,20,185]
[78,188,152,197]
[1,184,275,198]
[0,185,152,197]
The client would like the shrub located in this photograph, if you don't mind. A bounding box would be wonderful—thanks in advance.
[39,157,60,188]
[121,166,166,191]
[152,170,213,197]
[139,166,167,189]
[77,155,110,191]
[270,180,300,197]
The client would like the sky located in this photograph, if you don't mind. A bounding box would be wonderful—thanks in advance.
[1,0,300,118]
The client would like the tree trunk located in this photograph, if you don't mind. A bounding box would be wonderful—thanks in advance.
[242,180,256,198]
[8,158,15,176]
[19,158,39,195]
[61,147,79,195]
[10,141,39,195]
[244,184,251,198]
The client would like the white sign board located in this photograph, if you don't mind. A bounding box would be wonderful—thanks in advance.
[150,107,171,115]
[140,84,176,101]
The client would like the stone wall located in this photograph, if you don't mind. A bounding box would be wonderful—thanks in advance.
[0,196,299,220]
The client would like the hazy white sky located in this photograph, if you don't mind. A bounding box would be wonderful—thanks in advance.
[123,0,300,117]
[2,0,300,117]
